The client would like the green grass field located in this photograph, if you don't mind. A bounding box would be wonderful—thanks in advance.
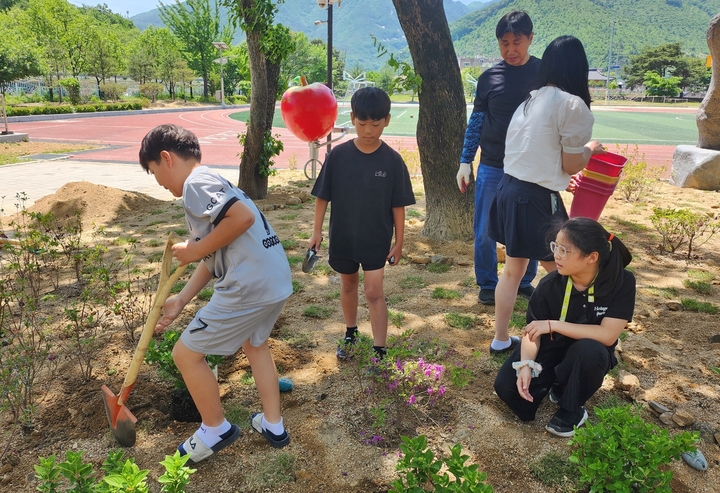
[229,104,698,146]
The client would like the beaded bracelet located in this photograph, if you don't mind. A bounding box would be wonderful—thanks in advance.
[511,360,543,378]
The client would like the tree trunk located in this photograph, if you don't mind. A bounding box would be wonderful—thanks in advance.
[238,28,279,199]
[392,0,473,241]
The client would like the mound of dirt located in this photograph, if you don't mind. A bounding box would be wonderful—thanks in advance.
[28,182,165,230]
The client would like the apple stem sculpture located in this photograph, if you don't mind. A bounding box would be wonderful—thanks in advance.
[280,75,347,179]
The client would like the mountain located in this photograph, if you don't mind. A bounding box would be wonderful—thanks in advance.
[131,0,718,71]
[451,0,719,69]
[131,0,472,70]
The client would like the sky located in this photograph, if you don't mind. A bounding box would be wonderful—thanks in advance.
[68,0,162,18]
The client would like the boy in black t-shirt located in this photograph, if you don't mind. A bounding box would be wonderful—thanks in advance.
[309,87,415,360]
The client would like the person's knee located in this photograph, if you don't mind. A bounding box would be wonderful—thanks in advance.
[363,273,384,303]
[571,339,611,370]
[493,372,516,403]
[172,340,204,370]
[340,274,359,293]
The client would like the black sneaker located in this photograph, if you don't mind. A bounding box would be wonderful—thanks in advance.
[336,336,357,360]
[517,285,535,300]
[545,407,588,437]
[478,289,495,305]
[488,336,520,355]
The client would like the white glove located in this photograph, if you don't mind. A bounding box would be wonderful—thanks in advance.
[457,163,472,192]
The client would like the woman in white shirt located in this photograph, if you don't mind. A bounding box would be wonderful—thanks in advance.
[487,35,605,355]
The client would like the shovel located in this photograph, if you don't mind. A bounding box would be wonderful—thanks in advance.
[301,247,319,273]
[101,232,188,447]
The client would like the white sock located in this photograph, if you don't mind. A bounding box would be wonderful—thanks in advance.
[490,338,513,351]
[261,415,285,436]
[197,419,231,448]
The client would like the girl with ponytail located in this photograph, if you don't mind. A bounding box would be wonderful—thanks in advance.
[493,217,635,437]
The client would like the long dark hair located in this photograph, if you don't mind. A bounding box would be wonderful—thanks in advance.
[554,217,632,297]
[533,35,591,108]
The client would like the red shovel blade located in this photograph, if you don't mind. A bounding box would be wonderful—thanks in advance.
[101,385,138,447]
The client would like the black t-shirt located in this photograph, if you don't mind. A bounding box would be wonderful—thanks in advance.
[526,269,636,349]
[473,56,541,169]
[311,140,416,264]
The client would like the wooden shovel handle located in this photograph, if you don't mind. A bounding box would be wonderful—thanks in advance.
[0,238,21,246]
[117,233,188,405]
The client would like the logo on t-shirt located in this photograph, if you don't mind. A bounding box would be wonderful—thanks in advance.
[375,171,387,177]
[205,187,226,211]
[594,306,609,317]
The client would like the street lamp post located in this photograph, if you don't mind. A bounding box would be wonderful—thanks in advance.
[212,41,229,108]
[605,19,615,105]
[315,1,340,150]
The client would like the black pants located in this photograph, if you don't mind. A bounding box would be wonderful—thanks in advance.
[493,336,615,422]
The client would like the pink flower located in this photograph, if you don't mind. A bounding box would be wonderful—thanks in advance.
[407,394,417,405]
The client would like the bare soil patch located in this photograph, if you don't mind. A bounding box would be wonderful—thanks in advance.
[1,173,719,492]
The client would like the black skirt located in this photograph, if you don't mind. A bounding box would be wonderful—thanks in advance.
[488,173,568,261]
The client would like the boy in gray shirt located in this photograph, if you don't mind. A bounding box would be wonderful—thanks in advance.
[139,124,292,464]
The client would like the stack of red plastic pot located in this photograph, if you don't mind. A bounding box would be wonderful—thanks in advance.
[569,152,628,221]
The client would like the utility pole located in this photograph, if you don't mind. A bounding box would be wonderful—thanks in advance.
[605,19,615,106]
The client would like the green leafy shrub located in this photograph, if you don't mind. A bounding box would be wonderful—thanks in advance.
[569,405,698,493]
[99,83,125,101]
[614,145,664,202]
[389,435,494,492]
[139,82,165,103]
[650,207,720,257]
[58,77,81,105]
[34,449,195,493]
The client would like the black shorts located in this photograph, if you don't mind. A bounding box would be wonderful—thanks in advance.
[329,256,386,274]
[488,174,568,261]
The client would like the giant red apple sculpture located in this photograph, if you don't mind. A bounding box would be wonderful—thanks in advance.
[280,76,338,142]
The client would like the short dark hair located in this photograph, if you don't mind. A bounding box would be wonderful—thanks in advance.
[535,36,591,108]
[350,87,391,121]
[552,217,632,297]
[138,124,202,172]
[495,10,533,39]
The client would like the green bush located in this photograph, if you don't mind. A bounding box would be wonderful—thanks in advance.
[569,405,698,493]
[75,104,97,113]
[58,77,81,105]
[34,449,195,493]
[650,207,720,257]
[390,435,494,492]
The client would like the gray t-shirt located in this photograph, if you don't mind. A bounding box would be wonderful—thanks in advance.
[183,166,292,309]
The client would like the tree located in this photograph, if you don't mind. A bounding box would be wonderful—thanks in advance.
[280,32,345,93]
[86,25,124,90]
[159,0,228,98]
[0,20,43,101]
[460,66,482,101]
[622,42,705,91]
[391,0,471,241]
[23,0,76,101]
[643,71,681,97]
[127,28,161,85]
[152,28,187,99]
[221,43,250,96]
[224,0,293,199]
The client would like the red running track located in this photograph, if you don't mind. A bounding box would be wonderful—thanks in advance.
[10,107,677,173]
